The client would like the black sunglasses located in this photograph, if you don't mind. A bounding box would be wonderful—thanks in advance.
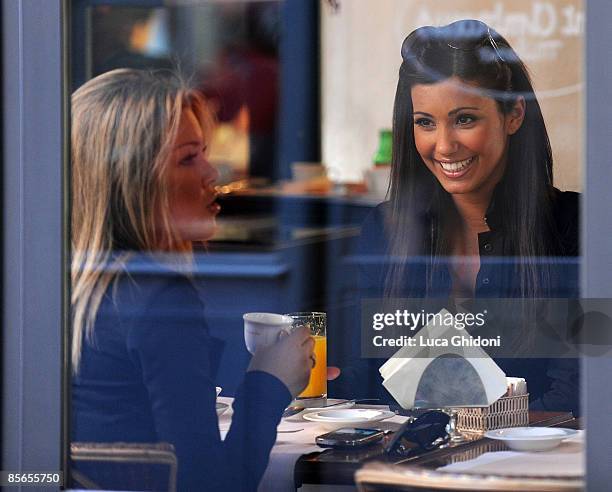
[402,20,508,64]
[385,411,450,456]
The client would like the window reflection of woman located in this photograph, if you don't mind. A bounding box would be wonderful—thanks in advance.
[351,20,579,414]
[71,69,314,491]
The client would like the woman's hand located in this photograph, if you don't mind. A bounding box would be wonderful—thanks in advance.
[247,326,314,398]
[327,366,341,380]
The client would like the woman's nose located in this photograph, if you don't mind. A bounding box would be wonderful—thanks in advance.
[435,127,459,156]
[202,159,220,185]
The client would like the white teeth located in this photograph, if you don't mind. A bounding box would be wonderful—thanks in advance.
[438,157,474,172]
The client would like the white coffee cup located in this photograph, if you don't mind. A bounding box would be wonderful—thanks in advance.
[243,312,294,354]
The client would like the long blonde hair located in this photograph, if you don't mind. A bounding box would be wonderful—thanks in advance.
[71,68,213,373]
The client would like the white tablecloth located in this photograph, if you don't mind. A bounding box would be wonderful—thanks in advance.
[217,397,409,492]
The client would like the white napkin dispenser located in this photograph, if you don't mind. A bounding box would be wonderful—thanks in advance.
[379,309,507,409]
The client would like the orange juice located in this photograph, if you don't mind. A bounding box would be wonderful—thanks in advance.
[299,335,327,398]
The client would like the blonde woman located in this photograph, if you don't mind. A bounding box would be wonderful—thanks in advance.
[71,69,314,491]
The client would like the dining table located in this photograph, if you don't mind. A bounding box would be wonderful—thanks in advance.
[216,397,582,491]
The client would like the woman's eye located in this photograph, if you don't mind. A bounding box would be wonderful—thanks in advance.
[180,145,207,165]
[456,114,477,125]
[414,118,434,128]
[180,153,197,166]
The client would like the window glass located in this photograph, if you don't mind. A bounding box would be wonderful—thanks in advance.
[68,1,586,490]
[83,3,280,181]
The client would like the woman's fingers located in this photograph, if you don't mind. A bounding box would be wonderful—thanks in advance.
[291,325,311,344]
[327,366,341,380]
[304,335,315,351]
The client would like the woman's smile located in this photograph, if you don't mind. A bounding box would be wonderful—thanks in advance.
[436,156,476,178]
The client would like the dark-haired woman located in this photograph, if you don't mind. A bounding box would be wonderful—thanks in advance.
[335,20,579,414]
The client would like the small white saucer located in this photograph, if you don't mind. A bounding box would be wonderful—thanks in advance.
[283,399,355,421]
[484,427,578,451]
[216,402,229,417]
[303,408,395,430]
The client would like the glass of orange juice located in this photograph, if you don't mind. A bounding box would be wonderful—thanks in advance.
[286,312,327,399]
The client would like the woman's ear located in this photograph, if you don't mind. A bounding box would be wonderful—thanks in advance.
[506,96,526,135]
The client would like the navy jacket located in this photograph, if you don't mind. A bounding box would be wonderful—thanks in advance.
[72,257,291,491]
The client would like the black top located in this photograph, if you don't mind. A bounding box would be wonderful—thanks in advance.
[359,188,579,298]
[335,188,580,414]
[72,256,291,491]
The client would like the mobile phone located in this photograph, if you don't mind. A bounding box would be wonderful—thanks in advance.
[315,427,385,449]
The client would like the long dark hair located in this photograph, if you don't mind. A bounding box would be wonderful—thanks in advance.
[386,20,556,299]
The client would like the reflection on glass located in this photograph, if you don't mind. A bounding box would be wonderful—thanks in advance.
[85,2,280,183]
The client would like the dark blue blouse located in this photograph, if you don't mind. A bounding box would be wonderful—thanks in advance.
[72,257,291,491]
[334,189,580,415]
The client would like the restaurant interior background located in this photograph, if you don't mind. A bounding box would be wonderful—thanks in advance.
[6,0,612,489]
[70,0,584,397]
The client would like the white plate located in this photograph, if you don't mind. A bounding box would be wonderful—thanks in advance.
[216,402,229,417]
[484,427,578,451]
[283,399,356,421]
[303,409,395,430]
[312,409,384,421]
[302,399,356,413]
